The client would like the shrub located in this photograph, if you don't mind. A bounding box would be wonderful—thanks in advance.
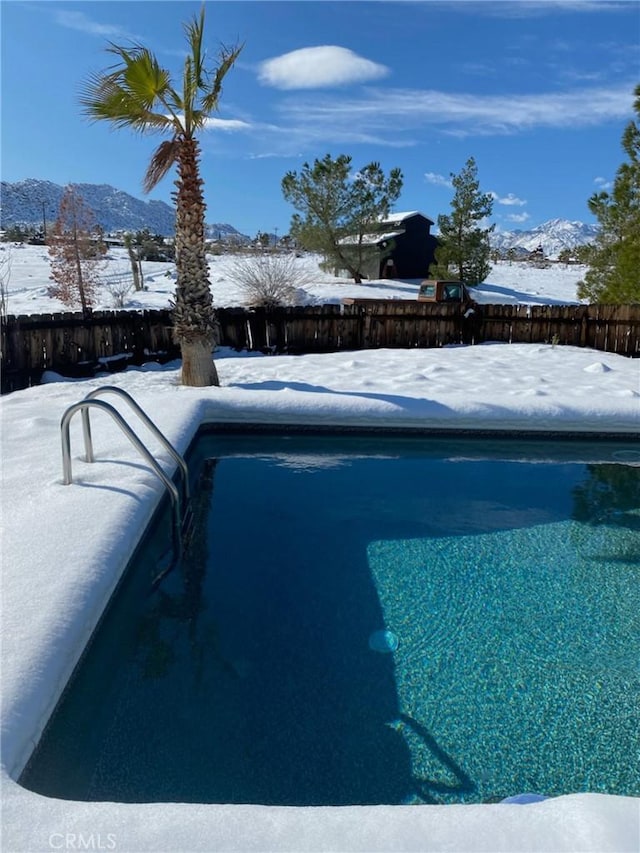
[102,269,134,308]
[225,252,314,307]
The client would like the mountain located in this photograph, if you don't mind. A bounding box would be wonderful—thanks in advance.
[490,218,599,259]
[0,179,249,241]
[2,180,597,255]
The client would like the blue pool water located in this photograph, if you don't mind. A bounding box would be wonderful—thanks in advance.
[20,433,640,805]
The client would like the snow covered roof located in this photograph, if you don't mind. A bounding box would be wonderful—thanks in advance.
[338,210,434,247]
[382,210,434,225]
[339,228,404,246]
[382,210,419,222]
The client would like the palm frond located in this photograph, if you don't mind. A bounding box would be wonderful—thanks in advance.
[80,43,184,133]
[182,55,197,135]
[79,5,241,201]
[80,74,170,132]
[181,7,242,128]
[143,138,180,192]
[199,43,243,116]
[183,7,206,88]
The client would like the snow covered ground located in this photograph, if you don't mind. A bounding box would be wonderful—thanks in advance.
[1,245,639,852]
[1,242,587,316]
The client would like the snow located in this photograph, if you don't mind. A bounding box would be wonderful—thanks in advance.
[491,219,599,259]
[1,242,588,316]
[1,246,639,852]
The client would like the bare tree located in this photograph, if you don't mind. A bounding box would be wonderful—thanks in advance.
[102,266,134,308]
[47,186,106,315]
[0,244,12,320]
[124,233,144,291]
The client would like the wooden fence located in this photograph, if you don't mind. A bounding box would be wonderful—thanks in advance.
[2,301,639,393]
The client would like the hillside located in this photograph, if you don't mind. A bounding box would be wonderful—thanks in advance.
[491,218,599,258]
[0,179,248,241]
[1,179,598,257]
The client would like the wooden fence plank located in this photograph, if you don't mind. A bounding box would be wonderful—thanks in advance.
[2,302,639,393]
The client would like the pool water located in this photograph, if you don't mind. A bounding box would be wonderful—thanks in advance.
[20,433,640,805]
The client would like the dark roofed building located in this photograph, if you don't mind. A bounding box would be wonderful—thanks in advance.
[377,211,439,279]
[340,211,439,280]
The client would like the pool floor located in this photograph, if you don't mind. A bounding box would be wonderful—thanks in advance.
[20,434,640,805]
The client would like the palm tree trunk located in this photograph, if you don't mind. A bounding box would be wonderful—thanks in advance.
[181,337,219,386]
[172,138,218,386]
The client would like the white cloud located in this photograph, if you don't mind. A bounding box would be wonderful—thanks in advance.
[280,81,635,138]
[54,10,133,39]
[424,172,453,188]
[594,176,613,190]
[507,212,531,224]
[258,46,389,90]
[247,119,415,153]
[443,1,630,17]
[248,151,299,160]
[490,192,528,206]
[202,118,252,132]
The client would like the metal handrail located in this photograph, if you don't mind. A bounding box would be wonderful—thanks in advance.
[80,386,190,505]
[61,399,183,566]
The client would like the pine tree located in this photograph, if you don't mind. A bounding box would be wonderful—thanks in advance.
[429,157,494,284]
[282,154,402,283]
[577,84,640,304]
[47,186,106,314]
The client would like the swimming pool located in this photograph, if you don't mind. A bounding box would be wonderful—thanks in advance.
[20,432,640,806]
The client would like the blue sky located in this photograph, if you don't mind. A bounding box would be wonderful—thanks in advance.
[2,1,638,237]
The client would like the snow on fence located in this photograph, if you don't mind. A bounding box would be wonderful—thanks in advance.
[2,302,639,393]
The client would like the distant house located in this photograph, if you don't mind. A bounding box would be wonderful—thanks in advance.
[340,211,439,280]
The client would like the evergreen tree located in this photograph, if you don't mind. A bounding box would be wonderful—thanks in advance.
[47,186,106,315]
[2,224,36,243]
[577,84,640,304]
[282,154,402,283]
[429,157,494,284]
[255,231,271,250]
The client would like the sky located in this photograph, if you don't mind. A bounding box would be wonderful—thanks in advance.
[1,0,639,238]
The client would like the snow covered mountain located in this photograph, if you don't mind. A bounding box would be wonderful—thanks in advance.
[491,218,599,259]
[2,180,597,256]
[0,179,249,241]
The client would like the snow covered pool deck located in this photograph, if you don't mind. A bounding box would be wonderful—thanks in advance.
[2,345,639,852]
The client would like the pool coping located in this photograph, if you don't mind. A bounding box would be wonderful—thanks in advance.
[197,418,640,441]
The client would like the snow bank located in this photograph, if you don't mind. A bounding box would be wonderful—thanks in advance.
[1,344,638,852]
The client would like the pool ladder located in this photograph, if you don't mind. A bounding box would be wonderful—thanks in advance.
[60,386,193,584]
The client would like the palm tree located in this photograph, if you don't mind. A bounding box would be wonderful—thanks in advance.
[80,8,241,386]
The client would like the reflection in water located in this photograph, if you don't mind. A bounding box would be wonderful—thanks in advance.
[137,459,220,682]
[572,463,640,530]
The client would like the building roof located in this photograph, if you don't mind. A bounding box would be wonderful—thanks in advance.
[382,210,434,225]
[339,229,404,247]
[339,211,434,247]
